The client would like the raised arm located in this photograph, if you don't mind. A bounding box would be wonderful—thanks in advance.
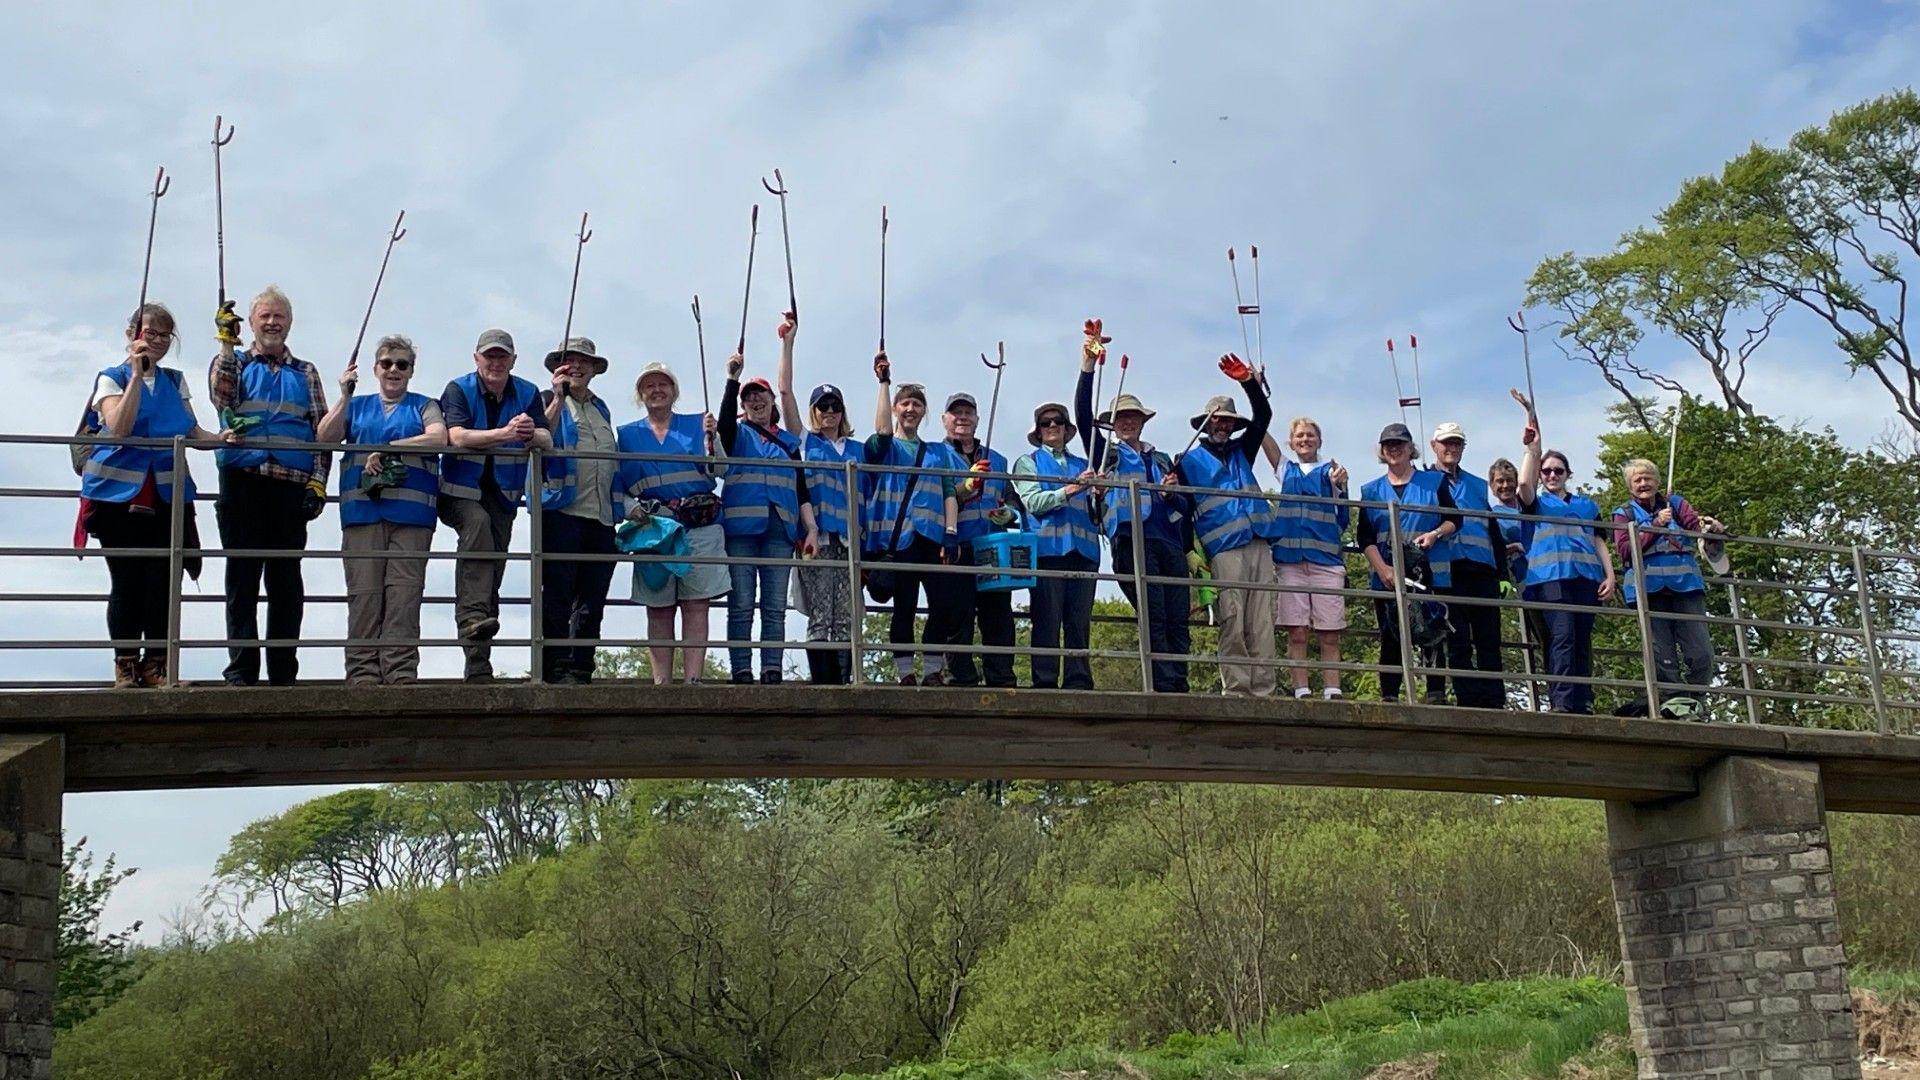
[314,364,356,444]
[1511,388,1542,505]
[776,314,804,433]
[872,352,893,435]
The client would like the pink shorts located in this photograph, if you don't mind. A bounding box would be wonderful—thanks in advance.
[1274,560,1348,631]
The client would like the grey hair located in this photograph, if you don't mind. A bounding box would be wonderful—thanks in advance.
[249,285,293,316]
[374,334,417,362]
[1487,457,1518,483]
[1288,416,1322,439]
[1623,457,1660,483]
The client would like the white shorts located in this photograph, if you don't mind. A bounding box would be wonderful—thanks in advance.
[632,523,729,607]
[1274,560,1348,631]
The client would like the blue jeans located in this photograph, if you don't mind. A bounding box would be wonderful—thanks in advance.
[725,531,792,676]
[1535,578,1598,713]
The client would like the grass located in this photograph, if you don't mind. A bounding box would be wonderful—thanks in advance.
[1857,969,1920,1001]
[840,977,1636,1080]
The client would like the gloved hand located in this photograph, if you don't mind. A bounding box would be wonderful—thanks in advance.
[943,534,962,565]
[986,505,1017,527]
[214,300,243,345]
[1219,353,1254,383]
[303,477,328,521]
[220,406,261,436]
[1186,549,1210,576]
[1082,318,1111,364]
[1499,579,1517,599]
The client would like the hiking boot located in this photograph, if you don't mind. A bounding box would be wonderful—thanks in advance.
[135,656,168,688]
[460,617,501,642]
[898,673,918,687]
[113,657,140,689]
[463,671,495,685]
[760,670,783,685]
[731,671,756,685]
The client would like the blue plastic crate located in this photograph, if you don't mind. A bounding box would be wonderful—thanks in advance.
[973,530,1038,592]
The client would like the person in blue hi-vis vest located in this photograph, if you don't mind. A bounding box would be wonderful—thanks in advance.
[1015,402,1100,691]
[717,328,819,686]
[1488,456,1549,687]
[1264,416,1350,701]
[1357,422,1459,704]
[78,302,223,688]
[437,328,552,683]
[1428,421,1510,709]
[1611,457,1726,712]
[942,391,1019,689]
[316,335,448,685]
[1510,388,1616,714]
[777,315,860,685]
[618,360,724,685]
[863,352,961,685]
[537,337,627,684]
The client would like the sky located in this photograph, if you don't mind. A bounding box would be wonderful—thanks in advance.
[2,1,1917,939]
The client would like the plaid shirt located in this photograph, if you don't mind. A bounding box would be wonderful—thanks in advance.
[209,348,332,485]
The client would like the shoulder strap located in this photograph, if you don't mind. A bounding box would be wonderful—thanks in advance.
[884,439,928,550]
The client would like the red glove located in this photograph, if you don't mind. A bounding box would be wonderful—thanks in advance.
[1219,353,1254,382]
[1082,318,1111,362]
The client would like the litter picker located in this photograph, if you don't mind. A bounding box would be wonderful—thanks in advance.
[1250,245,1269,393]
[135,166,169,348]
[691,295,711,417]
[981,342,1006,452]
[1665,395,1683,495]
[551,212,592,392]
[1408,333,1429,443]
[878,206,889,354]
[1227,248,1255,368]
[736,204,759,356]
[1385,338,1417,428]
[761,169,796,319]
[345,211,408,378]
[211,117,235,316]
[1506,310,1539,444]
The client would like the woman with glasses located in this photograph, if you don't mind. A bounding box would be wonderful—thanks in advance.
[1509,389,1615,714]
[778,315,860,684]
[78,302,223,687]
[316,335,448,684]
[1014,402,1100,690]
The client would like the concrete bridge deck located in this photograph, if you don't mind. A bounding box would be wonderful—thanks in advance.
[4,684,1917,813]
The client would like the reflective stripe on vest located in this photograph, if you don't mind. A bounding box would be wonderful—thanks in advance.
[1101,442,1166,540]
[1617,495,1706,601]
[1522,490,1606,588]
[339,393,439,527]
[216,352,315,471]
[1271,460,1344,565]
[542,395,625,523]
[439,372,537,503]
[616,413,714,504]
[1182,444,1262,558]
[949,442,1010,542]
[721,422,802,541]
[863,438,947,551]
[80,365,198,504]
[804,432,860,539]
[1025,447,1100,561]
[1359,470,1452,588]
[1431,469,1499,574]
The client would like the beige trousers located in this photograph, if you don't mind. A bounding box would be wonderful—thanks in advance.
[1212,541,1277,697]
[342,521,433,684]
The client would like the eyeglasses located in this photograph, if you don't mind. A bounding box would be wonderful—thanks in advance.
[376,358,414,371]
[1037,416,1068,428]
[815,401,844,412]
[1540,466,1569,476]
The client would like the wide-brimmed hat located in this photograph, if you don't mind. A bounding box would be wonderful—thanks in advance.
[634,361,681,402]
[1098,393,1156,426]
[1027,402,1077,446]
[1189,394,1249,432]
[544,336,608,374]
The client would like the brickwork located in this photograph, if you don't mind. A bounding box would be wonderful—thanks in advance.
[0,736,62,1080]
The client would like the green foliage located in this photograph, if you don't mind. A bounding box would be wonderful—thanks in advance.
[56,837,140,1031]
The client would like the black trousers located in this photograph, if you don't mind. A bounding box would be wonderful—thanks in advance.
[540,510,617,682]
[89,501,172,660]
[1112,532,1191,693]
[1440,559,1505,708]
[946,540,1017,687]
[1376,599,1447,703]
[216,468,309,685]
[1030,552,1096,690]
[887,535,968,675]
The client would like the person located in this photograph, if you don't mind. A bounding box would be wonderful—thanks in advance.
[1489,457,1548,701]
[1612,458,1723,712]
[617,361,724,685]
[1173,354,1276,697]
[1510,389,1616,714]
[943,392,1019,688]
[537,337,626,684]
[863,353,961,685]
[79,303,221,687]
[210,286,330,686]
[438,329,552,683]
[316,335,447,685]
[1428,422,1506,708]
[717,338,819,684]
[1014,403,1098,690]
[777,315,859,685]
[1269,417,1349,700]
[1357,422,1459,704]
[1079,364,1191,694]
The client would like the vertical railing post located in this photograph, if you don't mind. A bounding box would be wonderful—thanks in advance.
[528,447,544,684]
[844,460,865,686]
[1626,521,1661,716]
[1852,544,1890,735]
[1513,594,1540,712]
[1128,479,1152,693]
[163,434,188,687]
[1386,504,1417,705]
[1725,581,1760,725]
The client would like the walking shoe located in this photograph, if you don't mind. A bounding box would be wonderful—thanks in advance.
[459,617,501,642]
[463,672,495,685]
[922,670,949,687]
[898,673,919,686]
[1323,687,1343,700]
[113,657,140,689]
[135,656,168,688]
[1293,687,1312,700]
[731,671,756,685]
[760,670,782,684]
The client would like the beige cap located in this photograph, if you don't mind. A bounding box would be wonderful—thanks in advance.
[1431,421,1467,443]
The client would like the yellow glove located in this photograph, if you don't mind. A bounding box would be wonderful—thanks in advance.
[214,300,243,345]
[302,476,329,521]
[1186,550,1209,576]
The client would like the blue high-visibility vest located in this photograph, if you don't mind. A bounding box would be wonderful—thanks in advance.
[1023,447,1100,561]
[949,441,1011,542]
[542,394,626,524]
[216,351,314,472]
[1102,441,1172,541]
[1617,494,1706,602]
[721,422,802,543]
[439,372,537,505]
[616,413,715,505]
[804,432,861,540]
[1180,443,1268,559]
[1490,501,1531,582]
[1522,489,1607,590]
[1432,468,1499,574]
[1271,460,1348,566]
[339,393,439,528]
[1359,470,1452,588]
[863,437,950,552]
[80,365,198,504]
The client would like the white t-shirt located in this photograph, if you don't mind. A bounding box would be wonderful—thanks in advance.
[91,371,194,411]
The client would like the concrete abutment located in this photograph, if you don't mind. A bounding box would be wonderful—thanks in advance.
[1608,756,1859,1079]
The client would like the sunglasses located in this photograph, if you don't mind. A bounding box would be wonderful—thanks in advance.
[1540,466,1569,476]
[376,358,414,371]
[1037,416,1068,428]
[815,401,844,412]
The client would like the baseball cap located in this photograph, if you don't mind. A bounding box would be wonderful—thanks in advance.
[945,392,978,412]
[809,383,844,408]
[474,328,515,355]
[740,376,774,397]
[1378,422,1414,444]
[1432,421,1467,443]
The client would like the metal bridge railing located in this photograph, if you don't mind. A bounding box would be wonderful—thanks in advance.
[3,432,1914,736]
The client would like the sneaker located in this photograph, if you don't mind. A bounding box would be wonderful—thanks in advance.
[731,671,756,685]
[460,617,501,642]
[113,657,140,689]
[760,670,782,685]
[1323,687,1344,700]
[1293,687,1312,700]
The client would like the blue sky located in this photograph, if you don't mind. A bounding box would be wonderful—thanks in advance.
[3,1,1916,937]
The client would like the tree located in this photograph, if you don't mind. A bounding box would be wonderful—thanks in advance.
[56,837,140,1030]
